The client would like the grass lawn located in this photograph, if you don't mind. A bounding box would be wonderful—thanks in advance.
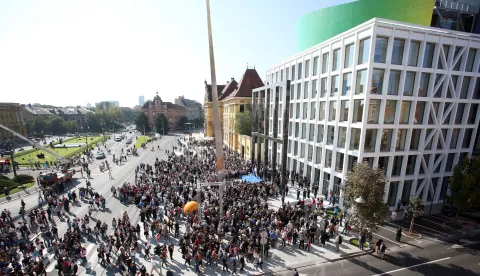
[350,238,369,248]
[0,181,36,198]
[135,136,151,149]
[15,136,104,166]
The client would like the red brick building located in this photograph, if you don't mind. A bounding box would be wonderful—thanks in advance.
[142,92,186,131]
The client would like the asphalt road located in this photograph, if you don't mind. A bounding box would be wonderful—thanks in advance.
[1,132,178,221]
[275,237,480,276]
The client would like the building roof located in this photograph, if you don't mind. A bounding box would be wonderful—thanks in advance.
[165,102,185,109]
[22,104,52,115]
[218,79,238,101]
[52,106,92,115]
[176,96,202,108]
[204,81,226,102]
[225,68,264,99]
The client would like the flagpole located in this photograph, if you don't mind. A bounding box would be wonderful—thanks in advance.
[205,0,226,226]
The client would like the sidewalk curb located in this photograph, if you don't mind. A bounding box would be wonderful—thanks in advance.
[253,249,374,275]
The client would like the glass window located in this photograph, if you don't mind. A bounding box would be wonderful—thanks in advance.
[328,101,337,121]
[396,129,408,151]
[423,43,435,68]
[335,152,345,172]
[374,36,388,63]
[340,100,349,122]
[303,102,308,119]
[295,122,299,138]
[310,102,316,120]
[387,182,399,207]
[289,103,293,119]
[316,125,324,143]
[388,70,401,95]
[402,180,413,203]
[288,121,292,136]
[338,127,347,148]
[353,100,364,123]
[468,104,478,124]
[445,153,455,172]
[450,129,459,149]
[327,126,335,145]
[460,77,470,99]
[456,103,465,124]
[294,141,298,155]
[371,69,385,94]
[301,143,305,158]
[347,155,358,172]
[292,65,295,81]
[312,79,318,98]
[313,56,319,76]
[384,100,397,124]
[404,72,415,96]
[290,84,294,99]
[358,37,370,64]
[322,53,329,74]
[391,39,405,65]
[408,41,420,66]
[368,99,381,123]
[296,103,300,119]
[378,156,389,170]
[309,123,315,141]
[297,83,301,99]
[344,44,354,68]
[315,147,322,164]
[424,129,433,150]
[305,59,310,78]
[320,77,327,97]
[298,62,303,80]
[466,48,477,72]
[275,72,278,83]
[392,156,403,176]
[474,78,480,99]
[280,70,283,81]
[331,75,339,97]
[350,128,361,150]
[319,102,325,120]
[301,123,307,139]
[399,101,412,124]
[418,73,430,97]
[439,177,449,201]
[440,45,450,70]
[414,101,426,124]
[325,149,332,168]
[463,129,473,148]
[410,129,421,150]
[332,49,340,71]
[342,73,352,96]
[286,68,289,81]
[381,129,394,151]
[356,69,367,95]
[453,46,463,71]
[304,81,309,99]
[405,155,417,175]
[364,129,378,152]
[308,145,313,161]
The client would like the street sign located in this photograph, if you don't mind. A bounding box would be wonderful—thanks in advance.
[260,230,268,245]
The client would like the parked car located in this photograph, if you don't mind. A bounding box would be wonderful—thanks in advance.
[125,138,132,144]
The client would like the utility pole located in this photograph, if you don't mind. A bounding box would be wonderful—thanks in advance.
[205,0,226,224]
[10,153,17,177]
[161,120,165,136]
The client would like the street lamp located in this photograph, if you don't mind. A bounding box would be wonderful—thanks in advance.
[355,196,366,204]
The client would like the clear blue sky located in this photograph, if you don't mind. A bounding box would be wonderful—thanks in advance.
[0,0,351,107]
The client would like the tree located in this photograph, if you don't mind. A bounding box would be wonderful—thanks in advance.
[62,120,77,133]
[155,113,169,135]
[405,196,424,233]
[135,113,150,133]
[108,106,123,123]
[344,161,389,232]
[448,156,480,217]
[178,116,188,130]
[46,116,67,135]
[234,105,252,136]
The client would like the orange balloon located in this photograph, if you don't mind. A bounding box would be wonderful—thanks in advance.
[184,201,199,214]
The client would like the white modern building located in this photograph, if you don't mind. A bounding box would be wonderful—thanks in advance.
[259,18,480,211]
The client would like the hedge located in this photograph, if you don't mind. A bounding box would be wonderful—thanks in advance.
[0,179,19,192]
[13,174,34,184]
[13,136,83,158]
[0,175,9,181]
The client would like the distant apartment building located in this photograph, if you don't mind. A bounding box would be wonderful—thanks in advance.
[253,0,480,212]
[95,101,119,110]
[142,92,186,131]
[139,96,145,107]
[0,102,27,139]
[174,96,203,122]
[49,106,92,128]
[21,104,53,122]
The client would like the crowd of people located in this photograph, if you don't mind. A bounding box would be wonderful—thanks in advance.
[0,134,358,275]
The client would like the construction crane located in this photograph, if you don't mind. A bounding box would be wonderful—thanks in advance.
[0,123,71,165]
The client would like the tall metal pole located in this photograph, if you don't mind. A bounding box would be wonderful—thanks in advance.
[206,0,226,224]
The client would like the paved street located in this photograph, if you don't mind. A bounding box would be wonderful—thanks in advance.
[276,237,480,276]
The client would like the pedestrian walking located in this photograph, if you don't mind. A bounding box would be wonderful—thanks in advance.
[396,227,402,242]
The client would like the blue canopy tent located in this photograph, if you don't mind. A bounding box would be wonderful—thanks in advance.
[241,174,262,183]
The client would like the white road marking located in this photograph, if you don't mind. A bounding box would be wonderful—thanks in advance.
[371,257,451,276]
[372,232,401,246]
